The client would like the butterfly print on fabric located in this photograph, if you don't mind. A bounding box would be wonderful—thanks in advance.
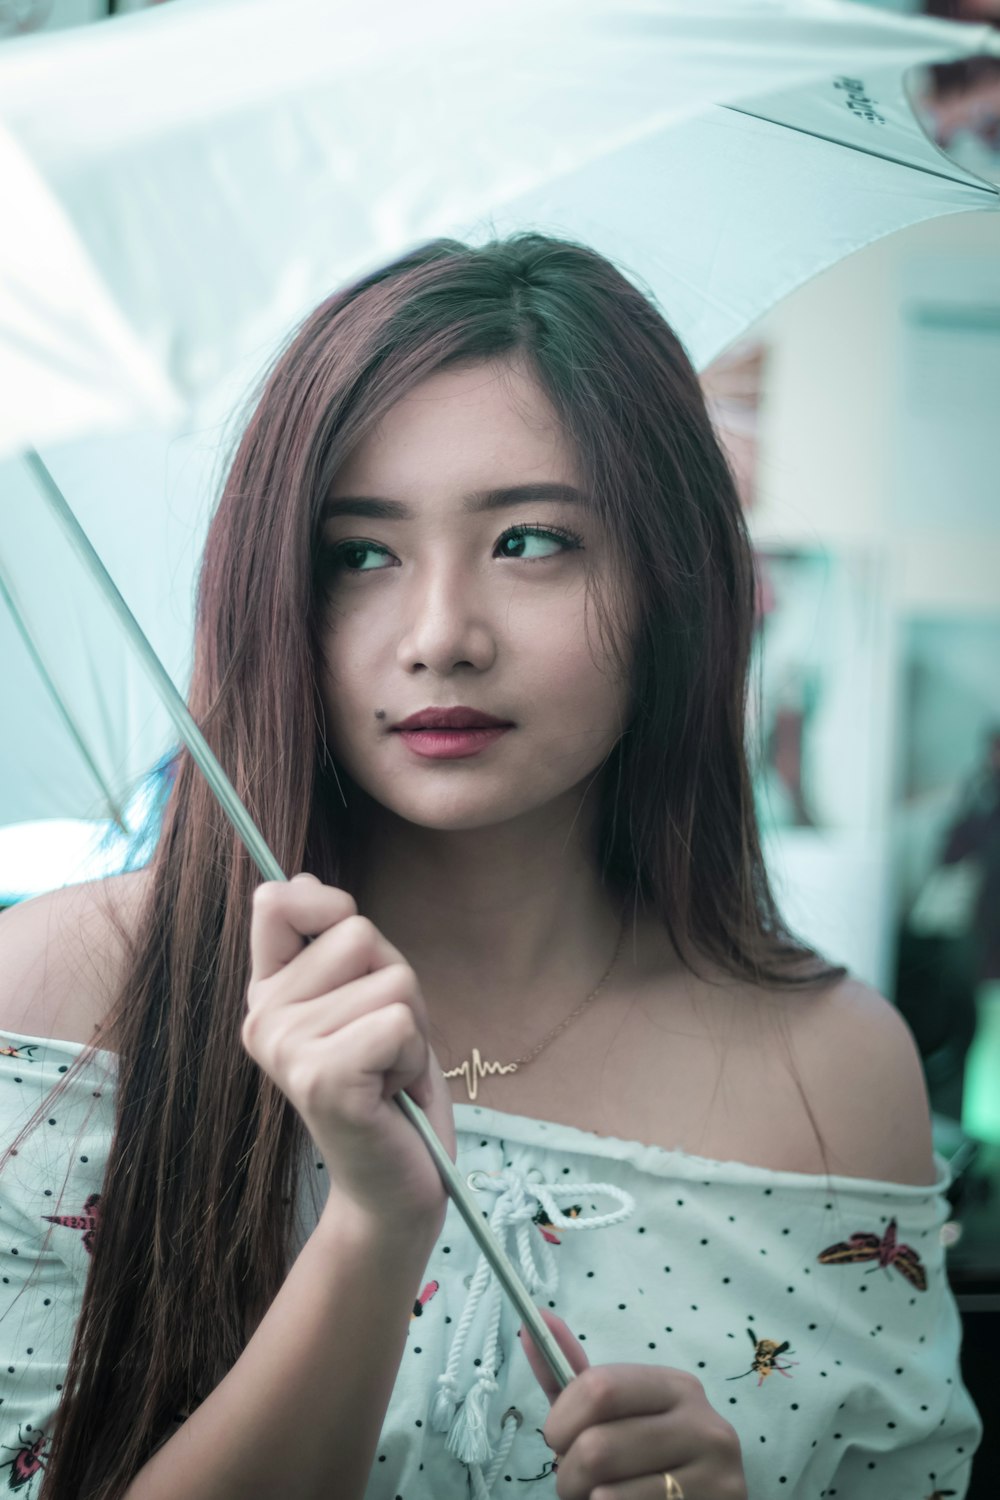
[817,1216,927,1291]
[41,1193,101,1255]
[726,1327,799,1385]
[0,1426,47,1492]
[0,1042,39,1063]
[412,1280,440,1320]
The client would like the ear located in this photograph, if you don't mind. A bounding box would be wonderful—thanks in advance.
[517,1308,590,1405]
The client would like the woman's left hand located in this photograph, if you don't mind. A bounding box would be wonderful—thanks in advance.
[518,1309,748,1500]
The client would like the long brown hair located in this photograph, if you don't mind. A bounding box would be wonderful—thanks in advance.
[11,231,846,1497]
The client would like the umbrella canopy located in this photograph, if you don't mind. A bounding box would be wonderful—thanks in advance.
[1,0,999,835]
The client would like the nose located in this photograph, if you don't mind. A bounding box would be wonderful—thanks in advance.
[395,560,498,675]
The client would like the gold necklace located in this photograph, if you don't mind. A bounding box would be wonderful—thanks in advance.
[442,915,627,1102]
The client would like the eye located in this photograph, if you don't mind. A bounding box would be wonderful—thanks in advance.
[318,539,393,575]
[494,522,583,561]
[316,522,584,580]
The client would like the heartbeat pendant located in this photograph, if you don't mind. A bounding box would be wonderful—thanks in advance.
[443,1049,519,1102]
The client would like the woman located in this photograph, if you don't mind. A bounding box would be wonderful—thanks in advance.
[0,232,981,1499]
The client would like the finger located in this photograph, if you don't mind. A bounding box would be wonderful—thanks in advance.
[260,962,418,1055]
[541,1363,692,1459]
[555,1411,700,1500]
[249,874,358,983]
[517,1309,589,1408]
[265,914,411,1008]
[289,999,429,1127]
[588,1468,694,1500]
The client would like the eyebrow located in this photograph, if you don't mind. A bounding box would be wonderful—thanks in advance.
[321,482,588,521]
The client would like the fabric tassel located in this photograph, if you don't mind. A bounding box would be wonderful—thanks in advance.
[446,1374,497,1465]
[431,1371,462,1432]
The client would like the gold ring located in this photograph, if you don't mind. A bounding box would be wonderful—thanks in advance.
[662,1475,685,1499]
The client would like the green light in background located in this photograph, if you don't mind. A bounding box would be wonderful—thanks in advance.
[962,982,1000,1145]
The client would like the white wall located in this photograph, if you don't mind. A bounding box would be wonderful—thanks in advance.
[745,209,1000,990]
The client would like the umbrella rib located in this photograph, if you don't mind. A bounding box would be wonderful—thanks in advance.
[22,448,285,884]
[720,104,1000,198]
[0,552,129,835]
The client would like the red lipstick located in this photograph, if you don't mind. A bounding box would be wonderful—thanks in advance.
[393,706,512,730]
[392,706,513,760]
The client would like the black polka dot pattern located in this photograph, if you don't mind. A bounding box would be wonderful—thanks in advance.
[0,1042,982,1499]
[0,1031,119,1473]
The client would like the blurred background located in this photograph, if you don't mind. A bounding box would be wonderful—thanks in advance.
[1,0,998,1489]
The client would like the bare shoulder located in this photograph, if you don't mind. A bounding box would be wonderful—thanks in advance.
[780,974,938,1187]
[0,867,153,1049]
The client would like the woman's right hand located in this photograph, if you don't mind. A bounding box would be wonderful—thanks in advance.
[242,873,456,1241]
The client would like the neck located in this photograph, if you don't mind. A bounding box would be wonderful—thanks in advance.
[350,793,639,1054]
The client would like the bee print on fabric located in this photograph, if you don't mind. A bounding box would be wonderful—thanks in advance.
[0,1426,47,1492]
[816,1216,927,1291]
[532,1204,582,1245]
[726,1328,799,1385]
[412,1280,440,1320]
[0,1042,39,1063]
[41,1193,101,1255]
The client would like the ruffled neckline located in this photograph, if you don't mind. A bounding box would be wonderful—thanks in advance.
[0,1028,951,1197]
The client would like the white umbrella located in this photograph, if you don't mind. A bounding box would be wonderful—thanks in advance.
[2,0,999,1390]
[2,0,999,835]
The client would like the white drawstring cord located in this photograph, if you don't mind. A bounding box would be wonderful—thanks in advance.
[429,1166,636,1487]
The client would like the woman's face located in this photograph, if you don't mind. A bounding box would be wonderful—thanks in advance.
[316,355,634,833]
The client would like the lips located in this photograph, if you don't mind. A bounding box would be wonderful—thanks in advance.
[393,707,512,730]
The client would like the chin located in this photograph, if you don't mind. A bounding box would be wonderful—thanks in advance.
[368,784,557,833]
